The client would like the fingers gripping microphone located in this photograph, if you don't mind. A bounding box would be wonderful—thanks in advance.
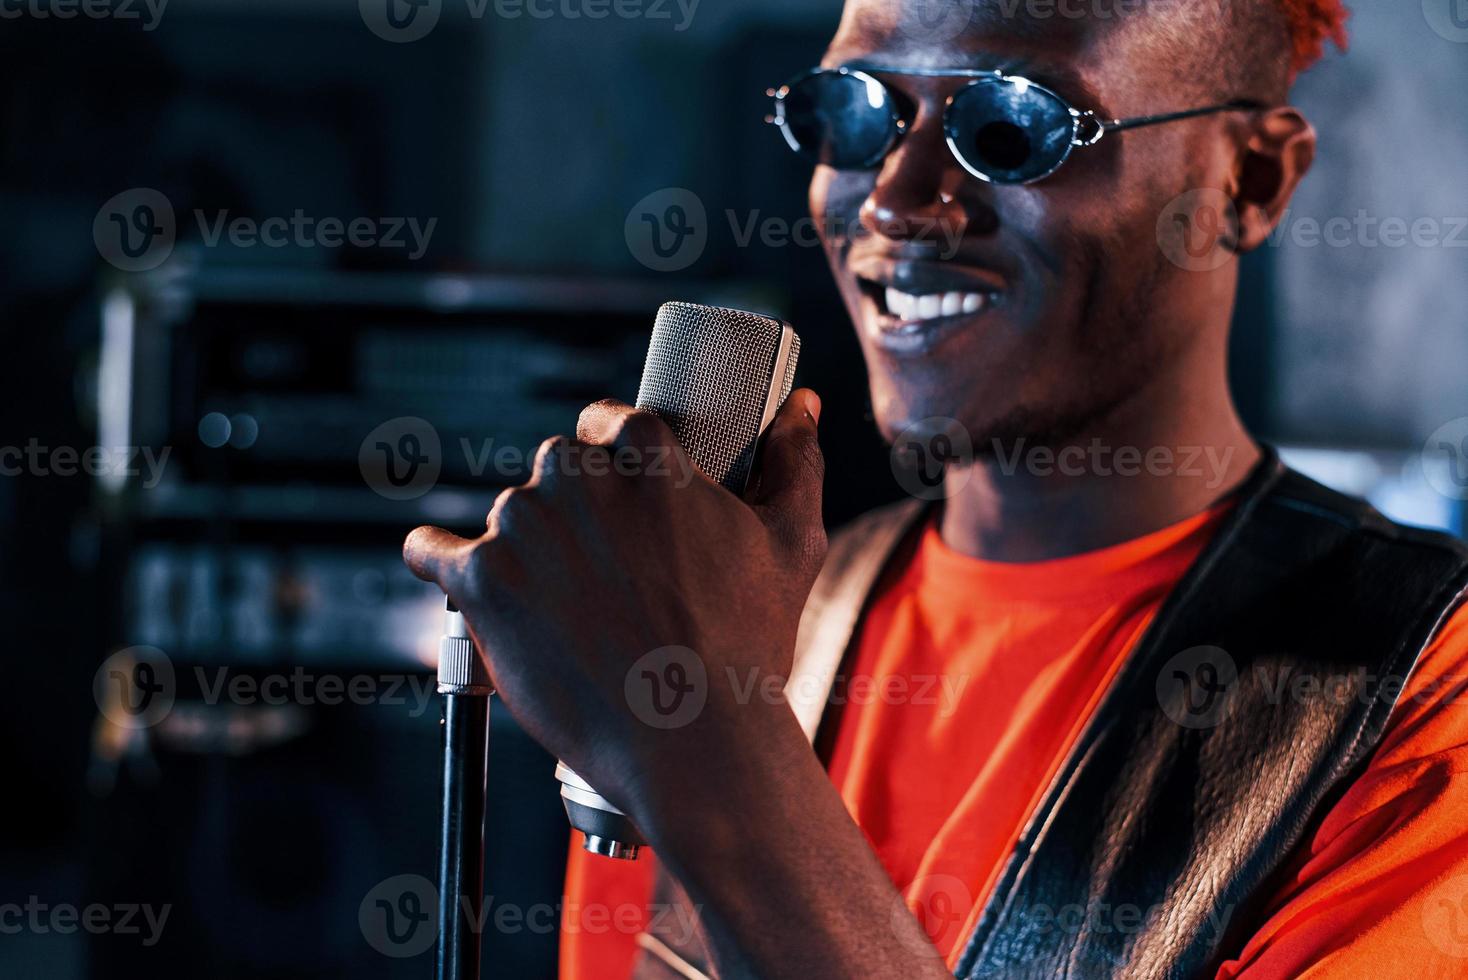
[636,302,802,490]
[556,301,801,860]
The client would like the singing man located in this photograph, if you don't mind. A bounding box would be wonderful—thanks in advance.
[405,1,1468,976]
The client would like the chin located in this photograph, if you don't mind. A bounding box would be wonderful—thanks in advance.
[871,376,1072,462]
[870,385,983,449]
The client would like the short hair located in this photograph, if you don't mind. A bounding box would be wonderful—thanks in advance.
[1178,0,1351,101]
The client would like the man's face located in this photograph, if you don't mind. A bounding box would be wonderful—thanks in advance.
[814,0,1243,451]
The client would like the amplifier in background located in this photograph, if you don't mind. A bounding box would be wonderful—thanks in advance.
[96,265,774,660]
[84,265,773,979]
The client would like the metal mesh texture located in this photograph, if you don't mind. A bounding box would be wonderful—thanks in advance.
[636,302,799,493]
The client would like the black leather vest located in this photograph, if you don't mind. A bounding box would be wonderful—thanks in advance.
[633,449,1468,979]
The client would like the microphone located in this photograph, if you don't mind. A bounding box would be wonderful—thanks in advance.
[556,301,802,860]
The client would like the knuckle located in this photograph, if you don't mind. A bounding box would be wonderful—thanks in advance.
[403,525,432,556]
[576,398,628,443]
[489,486,538,534]
[402,526,439,576]
[462,538,497,591]
[531,434,571,485]
[608,409,669,451]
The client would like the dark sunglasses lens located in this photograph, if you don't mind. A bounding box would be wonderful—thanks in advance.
[780,71,896,169]
[946,78,1075,183]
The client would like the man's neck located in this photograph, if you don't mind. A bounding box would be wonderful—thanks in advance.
[938,364,1260,563]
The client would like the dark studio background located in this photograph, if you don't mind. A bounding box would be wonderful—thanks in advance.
[0,0,1464,977]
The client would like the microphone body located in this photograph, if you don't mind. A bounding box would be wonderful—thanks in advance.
[556,301,801,859]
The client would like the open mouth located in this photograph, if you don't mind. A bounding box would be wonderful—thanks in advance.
[867,282,997,322]
[855,274,1005,352]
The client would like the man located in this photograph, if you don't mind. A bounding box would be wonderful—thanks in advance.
[405,1,1468,977]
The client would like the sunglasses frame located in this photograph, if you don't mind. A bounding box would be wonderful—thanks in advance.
[766,65,1266,185]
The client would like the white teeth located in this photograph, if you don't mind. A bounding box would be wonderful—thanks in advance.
[881,287,991,323]
[885,286,912,321]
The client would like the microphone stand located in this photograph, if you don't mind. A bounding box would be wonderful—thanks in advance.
[435,600,492,980]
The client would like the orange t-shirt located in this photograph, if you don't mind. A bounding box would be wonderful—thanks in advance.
[560,504,1468,979]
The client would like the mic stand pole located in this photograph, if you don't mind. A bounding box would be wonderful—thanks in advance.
[435,600,492,980]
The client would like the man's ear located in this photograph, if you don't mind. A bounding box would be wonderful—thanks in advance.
[1230,108,1316,252]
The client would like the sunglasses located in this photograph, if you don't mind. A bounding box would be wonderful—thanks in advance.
[766,66,1266,185]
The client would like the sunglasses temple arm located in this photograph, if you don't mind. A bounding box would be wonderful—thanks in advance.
[1101,99,1268,134]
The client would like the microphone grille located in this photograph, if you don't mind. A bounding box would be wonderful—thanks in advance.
[637,302,801,493]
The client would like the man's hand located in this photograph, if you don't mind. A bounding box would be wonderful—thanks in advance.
[404,386,959,978]
[401,388,826,819]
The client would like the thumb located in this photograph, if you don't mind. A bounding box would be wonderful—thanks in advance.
[749,389,826,570]
[403,525,475,589]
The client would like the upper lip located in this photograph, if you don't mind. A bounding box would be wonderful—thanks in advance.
[848,252,1009,296]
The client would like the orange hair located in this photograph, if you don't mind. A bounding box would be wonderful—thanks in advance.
[1279,0,1350,73]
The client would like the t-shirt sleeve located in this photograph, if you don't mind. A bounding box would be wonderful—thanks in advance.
[1215,596,1468,979]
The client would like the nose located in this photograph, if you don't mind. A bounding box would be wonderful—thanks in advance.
[858,102,996,245]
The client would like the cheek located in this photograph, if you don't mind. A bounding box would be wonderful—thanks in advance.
[807,167,832,224]
[813,169,874,241]
[810,169,872,293]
